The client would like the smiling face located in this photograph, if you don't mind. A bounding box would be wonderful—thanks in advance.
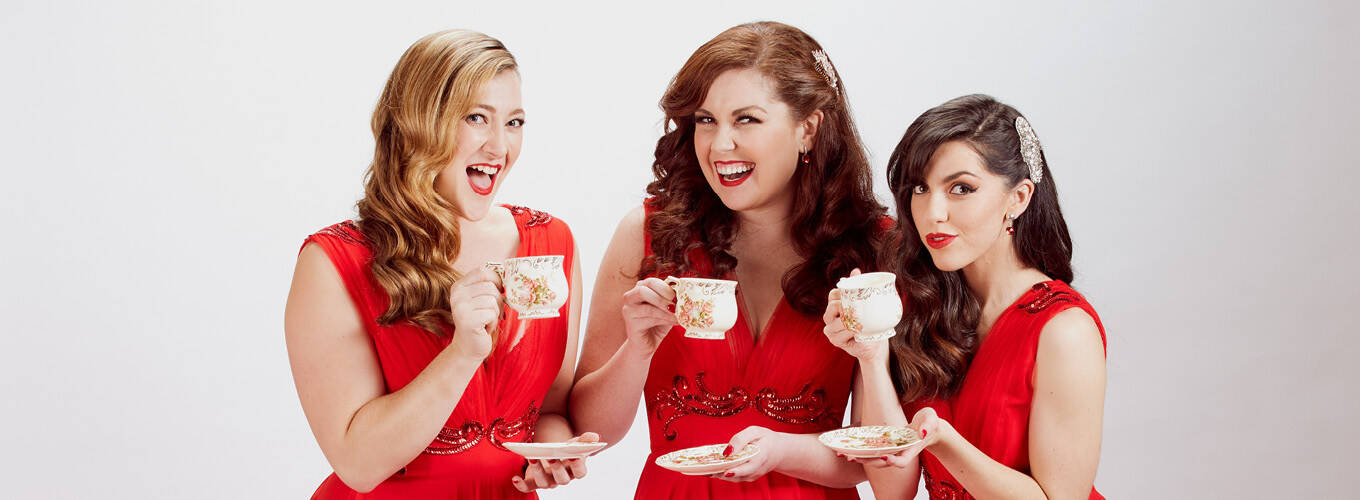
[433,70,524,221]
[910,140,1034,272]
[691,68,819,213]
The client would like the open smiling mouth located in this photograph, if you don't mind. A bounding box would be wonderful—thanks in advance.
[467,163,500,196]
[715,161,754,186]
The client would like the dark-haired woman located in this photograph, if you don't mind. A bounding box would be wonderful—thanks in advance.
[824,95,1107,499]
[570,22,891,499]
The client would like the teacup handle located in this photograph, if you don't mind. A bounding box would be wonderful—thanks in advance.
[663,276,680,288]
[483,262,505,281]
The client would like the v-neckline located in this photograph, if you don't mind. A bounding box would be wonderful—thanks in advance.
[495,206,533,356]
[733,286,786,352]
[972,280,1057,357]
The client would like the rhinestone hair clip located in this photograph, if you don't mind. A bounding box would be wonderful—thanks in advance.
[811,49,839,95]
[1014,116,1044,184]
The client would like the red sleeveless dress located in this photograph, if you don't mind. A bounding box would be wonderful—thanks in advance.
[302,205,573,500]
[910,281,1106,500]
[634,206,864,500]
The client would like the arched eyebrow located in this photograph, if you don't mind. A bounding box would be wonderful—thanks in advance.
[694,105,768,116]
[471,104,525,115]
[938,171,980,183]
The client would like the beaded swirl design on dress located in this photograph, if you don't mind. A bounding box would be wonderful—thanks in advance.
[423,403,540,455]
[1016,282,1078,314]
[649,372,837,440]
[506,205,553,228]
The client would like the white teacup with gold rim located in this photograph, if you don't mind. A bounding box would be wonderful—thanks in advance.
[664,277,738,339]
[485,255,569,319]
[836,272,903,342]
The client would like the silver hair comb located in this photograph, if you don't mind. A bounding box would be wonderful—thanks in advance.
[1014,116,1044,184]
[812,50,839,95]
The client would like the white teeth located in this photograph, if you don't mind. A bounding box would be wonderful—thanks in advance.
[469,165,500,175]
[715,163,753,176]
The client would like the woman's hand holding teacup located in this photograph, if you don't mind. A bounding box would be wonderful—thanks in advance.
[448,267,504,362]
[621,277,678,357]
[823,269,891,364]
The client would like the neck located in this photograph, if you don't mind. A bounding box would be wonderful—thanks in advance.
[961,237,1047,310]
[733,195,795,247]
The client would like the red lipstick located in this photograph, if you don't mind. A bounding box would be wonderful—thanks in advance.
[925,233,956,249]
[467,163,500,196]
[714,160,754,187]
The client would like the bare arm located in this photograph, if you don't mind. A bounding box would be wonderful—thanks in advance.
[821,286,922,497]
[927,308,1105,500]
[532,241,585,444]
[284,244,497,492]
[855,359,924,498]
[569,206,677,445]
[513,241,599,493]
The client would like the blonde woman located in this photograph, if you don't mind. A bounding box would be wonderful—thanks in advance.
[285,30,591,498]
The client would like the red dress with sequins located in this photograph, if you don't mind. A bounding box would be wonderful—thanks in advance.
[303,206,572,500]
[909,281,1106,500]
[633,206,865,500]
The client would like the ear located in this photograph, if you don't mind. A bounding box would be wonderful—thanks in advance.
[1009,179,1036,218]
[797,109,824,151]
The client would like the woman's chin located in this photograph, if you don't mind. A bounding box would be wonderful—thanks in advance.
[457,197,496,222]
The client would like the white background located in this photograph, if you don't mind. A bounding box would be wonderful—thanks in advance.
[2,1,1357,498]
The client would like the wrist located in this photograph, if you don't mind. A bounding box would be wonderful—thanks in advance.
[444,340,487,367]
[765,432,791,471]
[619,338,656,361]
[927,419,958,454]
[858,354,890,372]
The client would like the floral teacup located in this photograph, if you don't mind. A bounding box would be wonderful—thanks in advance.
[485,255,569,319]
[664,277,738,339]
[836,272,903,342]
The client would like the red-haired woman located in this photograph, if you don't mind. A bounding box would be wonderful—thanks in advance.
[285,30,592,498]
[571,22,891,499]
[824,94,1107,499]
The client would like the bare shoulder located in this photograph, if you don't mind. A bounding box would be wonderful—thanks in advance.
[1037,307,1105,362]
[287,242,361,341]
[601,205,647,273]
[293,242,342,289]
[616,205,646,243]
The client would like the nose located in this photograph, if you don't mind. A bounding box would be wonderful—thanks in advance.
[917,193,948,224]
[482,125,508,159]
[711,124,737,153]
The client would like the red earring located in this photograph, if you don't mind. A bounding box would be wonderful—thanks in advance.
[800,151,811,165]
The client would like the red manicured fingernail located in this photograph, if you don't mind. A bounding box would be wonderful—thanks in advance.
[724,472,735,477]
[722,445,733,456]
[920,429,928,438]
[667,304,676,312]
[881,457,890,462]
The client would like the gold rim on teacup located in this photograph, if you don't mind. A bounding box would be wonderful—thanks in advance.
[664,277,739,340]
[836,272,903,342]
[484,255,569,319]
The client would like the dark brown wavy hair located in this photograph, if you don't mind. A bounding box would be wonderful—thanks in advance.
[356,30,517,335]
[639,21,888,316]
[883,94,1074,402]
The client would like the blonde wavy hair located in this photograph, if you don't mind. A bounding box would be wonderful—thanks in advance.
[356,29,517,335]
